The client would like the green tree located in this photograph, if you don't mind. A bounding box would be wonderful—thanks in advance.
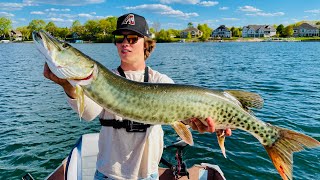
[187,32,192,39]
[233,28,241,37]
[105,16,117,34]
[283,25,293,37]
[316,21,320,25]
[276,24,285,37]
[0,17,12,37]
[57,27,70,39]
[16,26,31,40]
[231,26,242,37]
[149,28,155,34]
[84,20,101,41]
[70,20,84,35]
[197,24,212,41]
[28,19,46,32]
[188,22,193,28]
[45,21,58,36]
[156,29,171,42]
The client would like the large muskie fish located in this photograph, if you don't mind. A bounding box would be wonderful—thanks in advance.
[33,30,319,180]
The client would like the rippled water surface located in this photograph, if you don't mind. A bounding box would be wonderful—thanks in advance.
[0,42,319,179]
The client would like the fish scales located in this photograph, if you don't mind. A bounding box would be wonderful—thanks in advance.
[84,62,278,146]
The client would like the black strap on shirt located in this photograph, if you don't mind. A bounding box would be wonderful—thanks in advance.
[99,66,151,132]
[117,66,149,82]
[99,119,151,132]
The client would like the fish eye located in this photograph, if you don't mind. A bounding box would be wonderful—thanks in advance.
[62,43,70,48]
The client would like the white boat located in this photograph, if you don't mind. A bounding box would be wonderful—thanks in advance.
[0,40,10,43]
[44,133,226,180]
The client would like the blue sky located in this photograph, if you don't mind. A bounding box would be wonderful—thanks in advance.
[1,0,320,30]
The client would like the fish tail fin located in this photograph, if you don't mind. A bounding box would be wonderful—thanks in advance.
[75,85,84,121]
[264,128,320,180]
[171,122,194,145]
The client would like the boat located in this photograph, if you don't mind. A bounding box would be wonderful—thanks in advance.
[42,133,226,180]
[0,40,10,43]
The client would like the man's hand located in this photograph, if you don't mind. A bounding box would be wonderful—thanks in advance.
[188,117,232,136]
[43,63,76,98]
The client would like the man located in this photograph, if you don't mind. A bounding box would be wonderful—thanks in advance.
[43,13,231,180]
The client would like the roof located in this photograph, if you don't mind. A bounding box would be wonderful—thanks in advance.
[215,25,229,30]
[244,25,276,31]
[294,23,318,30]
[11,30,22,36]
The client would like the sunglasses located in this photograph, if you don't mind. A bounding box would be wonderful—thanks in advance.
[114,34,142,44]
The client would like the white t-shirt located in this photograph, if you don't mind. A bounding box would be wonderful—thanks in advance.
[67,67,174,180]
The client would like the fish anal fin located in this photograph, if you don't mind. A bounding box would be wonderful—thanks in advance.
[171,122,194,146]
[225,90,264,109]
[75,85,84,120]
[216,130,227,158]
[264,127,320,180]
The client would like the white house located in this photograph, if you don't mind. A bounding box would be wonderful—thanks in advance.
[211,25,232,38]
[10,30,23,41]
[293,23,319,37]
[242,25,276,38]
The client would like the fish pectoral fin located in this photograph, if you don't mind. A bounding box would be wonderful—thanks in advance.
[216,129,227,158]
[225,90,264,109]
[171,121,194,146]
[75,85,84,120]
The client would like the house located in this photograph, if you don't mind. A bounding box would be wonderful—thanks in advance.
[10,30,23,41]
[180,27,203,38]
[211,25,232,38]
[65,32,83,43]
[242,25,276,38]
[293,23,319,37]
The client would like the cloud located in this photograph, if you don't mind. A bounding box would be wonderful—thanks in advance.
[125,4,198,19]
[239,6,262,12]
[78,13,94,18]
[159,0,200,4]
[198,1,218,7]
[0,12,15,17]
[246,12,285,17]
[45,18,74,22]
[239,5,284,17]
[159,0,218,6]
[219,7,229,10]
[31,11,45,14]
[77,13,105,19]
[45,8,71,12]
[304,9,320,14]
[0,3,26,11]
[222,18,240,21]
[23,0,104,6]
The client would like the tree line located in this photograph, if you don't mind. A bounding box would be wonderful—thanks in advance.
[1,16,319,42]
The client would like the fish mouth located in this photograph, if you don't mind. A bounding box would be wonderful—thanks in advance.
[33,30,64,52]
[33,30,94,80]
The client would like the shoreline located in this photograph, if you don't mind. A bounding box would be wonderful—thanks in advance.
[2,38,320,44]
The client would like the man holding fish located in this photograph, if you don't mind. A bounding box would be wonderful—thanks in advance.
[42,13,231,180]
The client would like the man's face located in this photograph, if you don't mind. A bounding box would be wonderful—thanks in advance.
[115,30,145,64]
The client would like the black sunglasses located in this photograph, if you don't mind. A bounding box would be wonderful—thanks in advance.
[114,34,142,44]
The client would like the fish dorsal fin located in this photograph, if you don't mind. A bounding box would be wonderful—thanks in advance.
[225,90,264,109]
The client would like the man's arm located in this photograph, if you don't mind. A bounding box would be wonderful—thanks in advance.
[43,63,103,121]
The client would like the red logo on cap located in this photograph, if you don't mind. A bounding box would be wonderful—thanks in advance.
[122,14,135,25]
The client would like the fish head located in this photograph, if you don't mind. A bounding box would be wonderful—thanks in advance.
[33,30,95,81]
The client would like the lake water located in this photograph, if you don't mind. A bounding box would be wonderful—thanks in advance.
[0,42,319,179]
